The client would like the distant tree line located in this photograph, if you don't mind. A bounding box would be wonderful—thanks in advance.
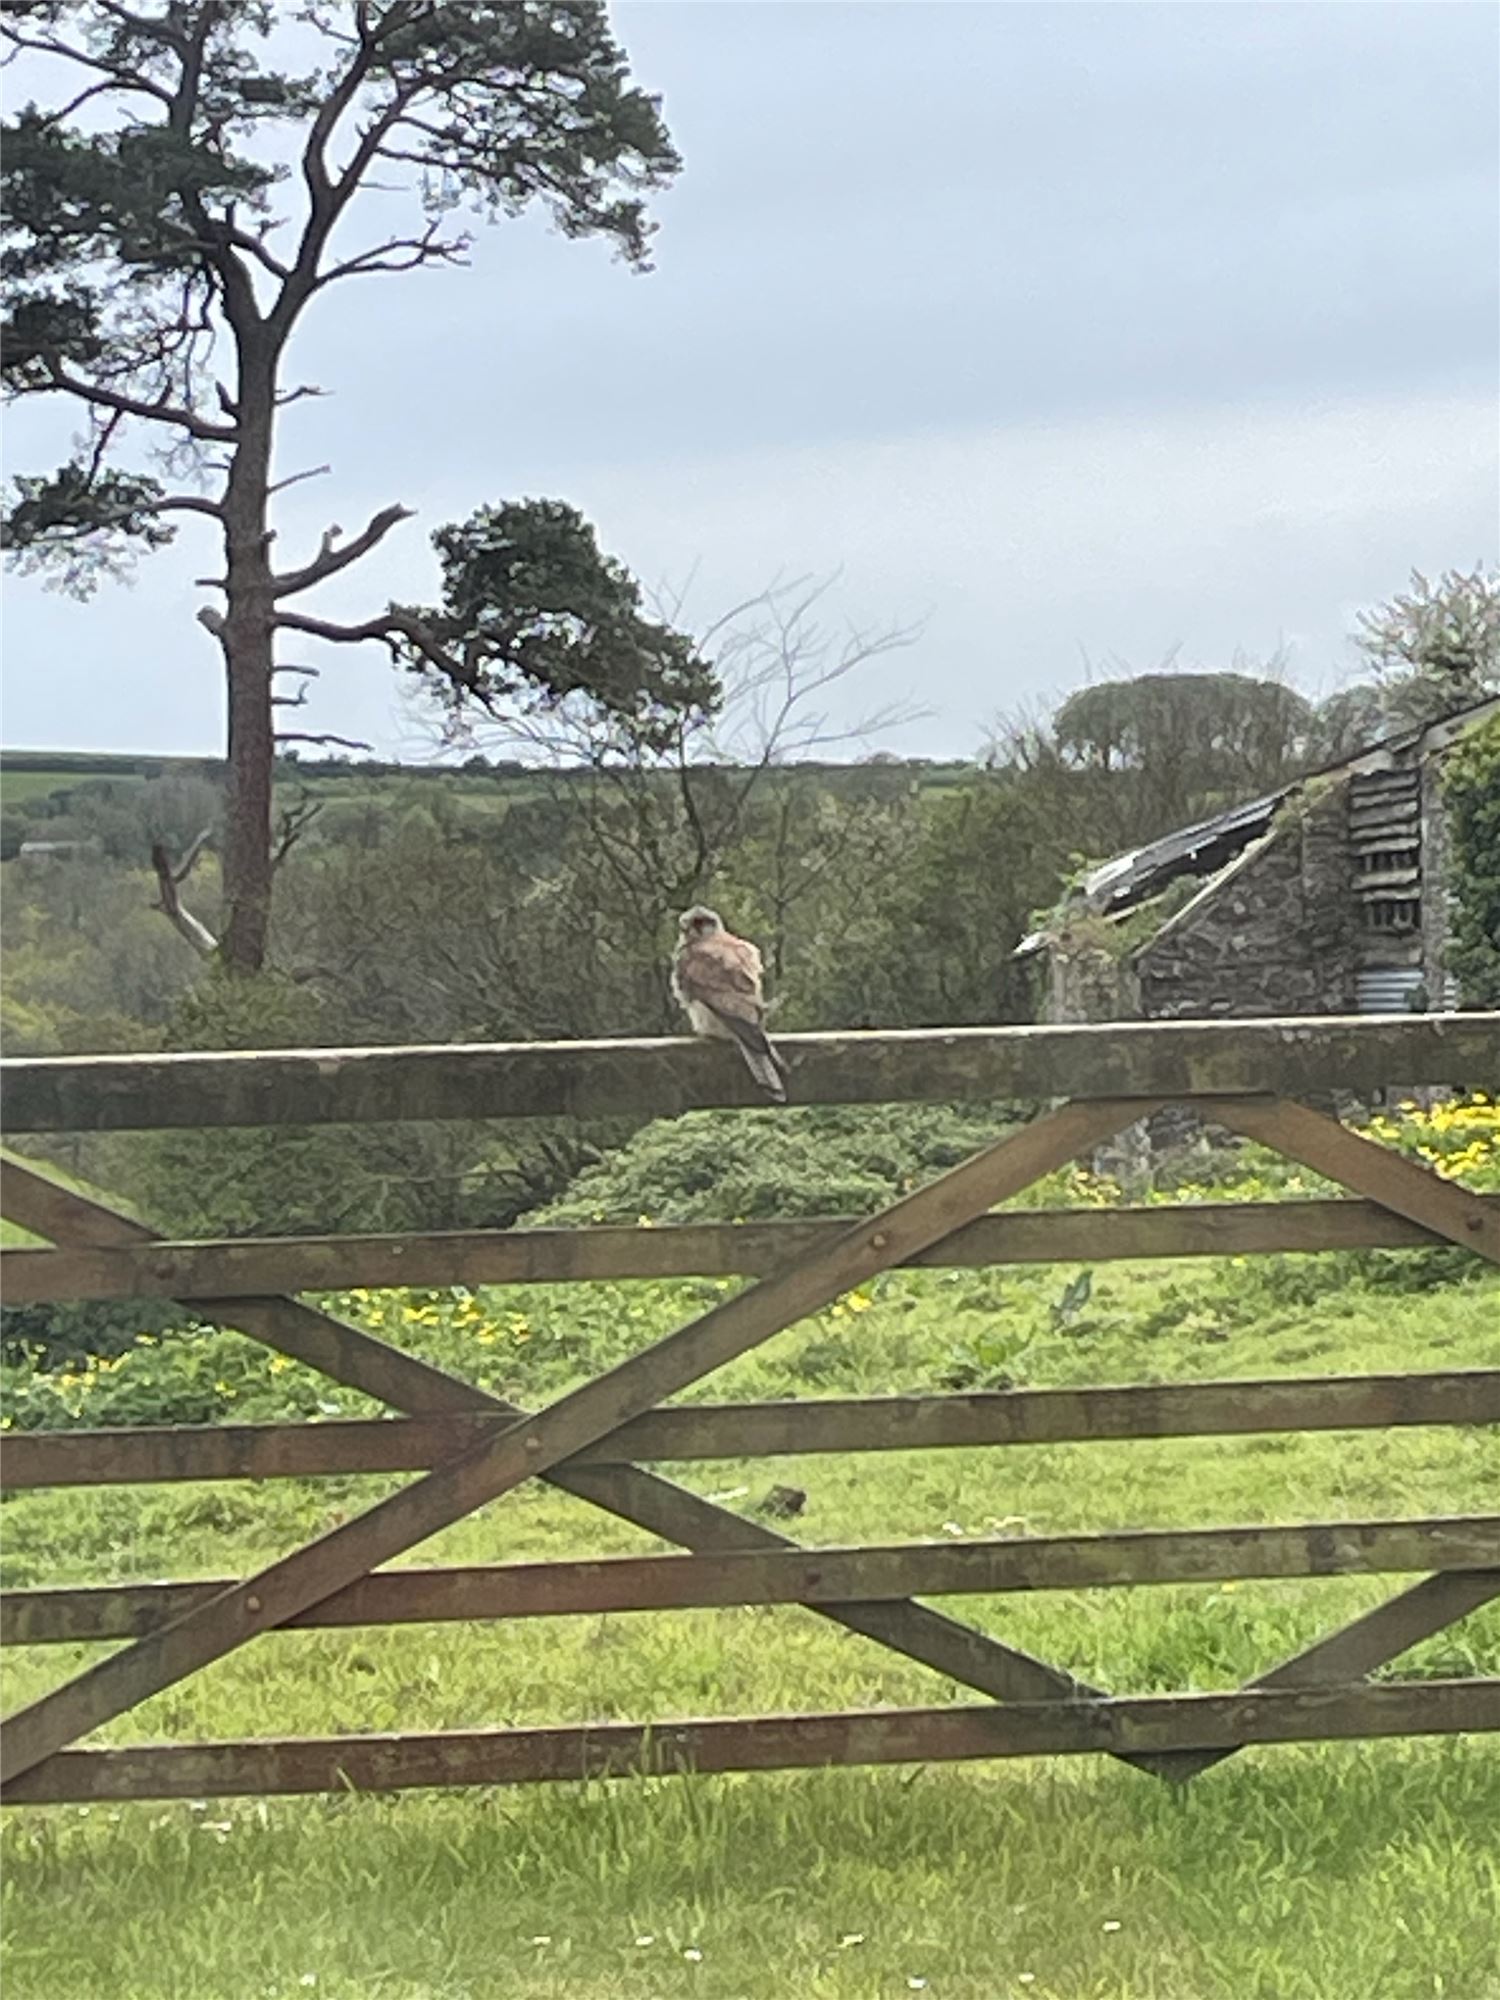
[4,564,1494,1255]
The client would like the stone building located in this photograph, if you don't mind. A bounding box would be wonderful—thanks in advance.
[1015,696,1495,1172]
[1017,696,1497,1029]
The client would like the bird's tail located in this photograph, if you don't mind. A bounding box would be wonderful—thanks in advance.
[723,1014,789,1102]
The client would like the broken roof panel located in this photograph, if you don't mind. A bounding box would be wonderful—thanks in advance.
[1078,787,1293,915]
[1013,693,1498,960]
[1012,787,1293,958]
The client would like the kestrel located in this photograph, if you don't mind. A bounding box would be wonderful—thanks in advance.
[671,906,788,1102]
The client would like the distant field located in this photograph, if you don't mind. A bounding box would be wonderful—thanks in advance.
[1,750,975,817]
[0,769,113,805]
[0,753,190,811]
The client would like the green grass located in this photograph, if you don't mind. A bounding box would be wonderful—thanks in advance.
[0,770,93,806]
[0,750,975,817]
[3,1250,1499,1996]
[5,1748,1499,2000]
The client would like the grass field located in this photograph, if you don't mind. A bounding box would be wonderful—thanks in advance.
[3,1246,1499,1999]
[0,750,973,817]
[0,770,98,806]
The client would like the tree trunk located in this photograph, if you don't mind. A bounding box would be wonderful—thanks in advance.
[218,347,278,974]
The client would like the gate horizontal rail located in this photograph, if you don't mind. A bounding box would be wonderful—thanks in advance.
[5,1519,1497,1644]
[8,1195,1500,1302]
[4,1372,1498,1489]
[3,1012,1497,1802]
[2,1011,1493,1131]
[7,1682,1500,1805]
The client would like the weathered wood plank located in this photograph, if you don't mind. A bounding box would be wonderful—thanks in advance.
[0,1100,1142,1786]
[7,1371,1497,1491]
[0,1159,1109,1757]
[1204,1097,1500,1265]
[0,1416,499,1488]
[588,1373,1500,1460]
[1139,1570,1500,1781]
[3,1014,1495,1132]
[0,1159,159,1248]
[0,1156,496,1418]
[5,1522,1494,1644]
[7,1681,1499,1803]
[10,1195,1499,1303]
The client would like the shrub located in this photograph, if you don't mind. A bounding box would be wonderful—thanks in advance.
[1444,713,1500,1006]
[535,1102,1023,1226]
[0,1325,370,1431]
[0,1296,190,1371]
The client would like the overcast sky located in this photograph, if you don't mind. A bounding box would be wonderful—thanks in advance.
[3,0,1497,761]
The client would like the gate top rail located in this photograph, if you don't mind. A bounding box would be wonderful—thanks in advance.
[2,1012,1496,1133]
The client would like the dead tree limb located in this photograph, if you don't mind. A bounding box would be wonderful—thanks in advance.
[150,832,218,958]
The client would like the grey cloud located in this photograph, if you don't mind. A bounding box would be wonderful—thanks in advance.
[3,1,1496,758]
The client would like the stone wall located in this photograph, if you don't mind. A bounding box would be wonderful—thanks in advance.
[1133,783,1359,1020]
[1032,741,1477,1160]
[1039,780,1364,1166]
[1042,940,1141,1025]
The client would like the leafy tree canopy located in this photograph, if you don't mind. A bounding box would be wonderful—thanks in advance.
[320,500,719,756]
[2,0,680,577]
[1444,713,1500,1008]
[1355,565,1500,726]
[0,1,697,967]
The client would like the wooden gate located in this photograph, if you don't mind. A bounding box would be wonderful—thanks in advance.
[2,1013,1498,1803]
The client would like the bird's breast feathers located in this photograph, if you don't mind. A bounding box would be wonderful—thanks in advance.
[674,932,765,1022]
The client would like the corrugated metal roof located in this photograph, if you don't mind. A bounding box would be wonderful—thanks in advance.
[1075,788,1291,917]
[1014,694,1499,961]
[1356,968,1424,1013]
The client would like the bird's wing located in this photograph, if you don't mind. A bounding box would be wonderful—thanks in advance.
[676,933,765,1022]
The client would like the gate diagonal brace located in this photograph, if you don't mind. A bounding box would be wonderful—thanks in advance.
[0,1099,1156,1792]
[1129,1093,1500,1779]
[1138,1569,1500,1782]
[1199,1096,1500,1265]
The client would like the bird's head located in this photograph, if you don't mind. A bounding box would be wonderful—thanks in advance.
[678,905,724,941]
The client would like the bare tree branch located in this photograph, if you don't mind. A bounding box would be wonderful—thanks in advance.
[38,363,237,443]
[272,504,415,598]
[275,731,373,752]
[312,221,471,290]
[279,18,434,324]
[218,221,291,281]
[295,3,391,210]
[267,468,332,502]
[0,25,175,108]
[42,76,127,125]
[150,834,218,958]
[170,827,214,884]
[274,605,499,710]
[154,494,226,521]
[271,796,324,870]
